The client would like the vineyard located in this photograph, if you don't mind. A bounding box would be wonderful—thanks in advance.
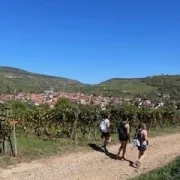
[0,98,180,150]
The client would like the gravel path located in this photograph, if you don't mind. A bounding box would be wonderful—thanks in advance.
[0,133,180,180]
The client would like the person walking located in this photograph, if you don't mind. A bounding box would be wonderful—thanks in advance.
[135,123,148,168]
[117,116,130,160]
[99,113,111,152]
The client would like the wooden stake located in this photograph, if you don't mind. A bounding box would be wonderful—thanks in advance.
[10,120,17,157]
[3,138,7,154]
[13,122,17,156]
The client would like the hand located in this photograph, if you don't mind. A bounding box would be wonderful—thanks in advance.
[146,140,149,145]
[108,137,111,143]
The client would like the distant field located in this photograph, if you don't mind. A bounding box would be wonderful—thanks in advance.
[98,78,156,94]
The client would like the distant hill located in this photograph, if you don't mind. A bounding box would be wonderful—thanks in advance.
[98,78,155,94]
[97,75,180,100]
[0,67,83,94]
[0,67,180,100]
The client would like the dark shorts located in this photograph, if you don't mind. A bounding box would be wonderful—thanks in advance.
[138,144,147,152]
[119,134,129,141]
[101,132,110,139]
[119,136,129,142]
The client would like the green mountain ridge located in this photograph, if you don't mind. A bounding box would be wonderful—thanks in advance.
[0,67,180,100]
[0,66,82,94]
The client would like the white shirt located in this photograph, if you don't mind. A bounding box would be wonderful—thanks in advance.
[102,119,110,133]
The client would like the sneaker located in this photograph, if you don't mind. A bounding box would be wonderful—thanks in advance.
[104,147,108,153]
[101,145,107,152]
[135,160,141,168]
[116,154,121,160]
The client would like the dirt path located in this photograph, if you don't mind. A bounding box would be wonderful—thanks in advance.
[0,133,180,180]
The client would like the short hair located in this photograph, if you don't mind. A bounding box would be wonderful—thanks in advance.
[140,122,147,130]
[122,114,129,122]
[101,111,109,119]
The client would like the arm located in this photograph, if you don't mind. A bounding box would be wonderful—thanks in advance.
[125,124,130,142]
[144,130,148,141]
[106,119,110,132]
[143,130,148,145]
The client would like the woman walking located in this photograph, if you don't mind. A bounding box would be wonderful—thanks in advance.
[135,123,148,167]
[100,113,111,152]
[117,117,130,160]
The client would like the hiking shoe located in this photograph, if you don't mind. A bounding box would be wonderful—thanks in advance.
[101,145,107,152]
[100,145,104,149]
[135,160,141,168]
[116,155,121,160]
[104,147,108,153]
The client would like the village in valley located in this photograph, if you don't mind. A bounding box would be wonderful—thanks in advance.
[0,89,122,107]
[0,88,173,109]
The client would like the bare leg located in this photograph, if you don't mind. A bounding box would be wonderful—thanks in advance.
[139,151,146,162]
[103,137,109,152]
[138,151,142,159]
[117,141,124,156]
[135,151,146,168]
[122,141,128,159]
[117,141,126,158]
[117,146,123,156]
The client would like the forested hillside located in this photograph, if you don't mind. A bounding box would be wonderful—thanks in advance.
[0,67,180,100]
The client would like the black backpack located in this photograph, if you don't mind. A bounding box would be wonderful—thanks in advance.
[134,129,143,144]
[117,121,128,139]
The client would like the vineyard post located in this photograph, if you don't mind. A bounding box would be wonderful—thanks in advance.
[13,122,17,156]
[3,138,7,154]
[71,109,79,145]
[10,120,17,157]
[74,111,79,145]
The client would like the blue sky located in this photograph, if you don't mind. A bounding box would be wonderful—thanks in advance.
[0,0,180,84]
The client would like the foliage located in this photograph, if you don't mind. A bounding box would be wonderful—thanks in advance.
[142,75,180,100]
[0,99,180,144]
[0,103,13,142]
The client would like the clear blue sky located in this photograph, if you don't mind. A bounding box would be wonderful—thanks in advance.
[0,0,180,84]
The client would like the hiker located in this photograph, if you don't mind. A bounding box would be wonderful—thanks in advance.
[117,116,130,160]
[135,123,148,167]
[100,112,111,152]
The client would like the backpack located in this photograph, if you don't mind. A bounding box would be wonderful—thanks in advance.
[99,120,107,132]
[117,121,128,140]
[133,130,142,147]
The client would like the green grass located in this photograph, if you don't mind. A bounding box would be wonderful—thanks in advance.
[0,136,87,167]
[147,125,180,137]
[17,137,76,157]
[131,157,180,180]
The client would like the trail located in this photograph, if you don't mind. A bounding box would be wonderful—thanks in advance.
[0,133,180,180]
